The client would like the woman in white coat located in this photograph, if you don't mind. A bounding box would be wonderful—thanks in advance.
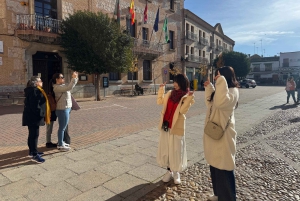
[204,66,239,201]
[157,74,195,184]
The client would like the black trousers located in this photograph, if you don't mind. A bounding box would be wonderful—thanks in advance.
[210,165,236,201]
[27,125,40,156]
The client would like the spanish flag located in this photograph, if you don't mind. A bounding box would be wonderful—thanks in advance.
[129,0,135,25]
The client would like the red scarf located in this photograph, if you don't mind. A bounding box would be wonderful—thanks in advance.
[170,89,188,103]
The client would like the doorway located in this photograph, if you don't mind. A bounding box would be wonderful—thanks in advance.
[32,51,62,93]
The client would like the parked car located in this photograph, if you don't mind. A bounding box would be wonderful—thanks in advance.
[239,79,257,88]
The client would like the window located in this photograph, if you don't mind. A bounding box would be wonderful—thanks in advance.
[35,0,57,19]
[143,60,151,80]
[169,30,174,49]
[126,18,136,37]
[186,45,189,54]
[191,26,194,33]
[170,0,174,10]
[265,63,272,71]
[199,30,202,41]
[199,50,201,57]
[203,32,205,38]
[253,64,260,72]
[109,72,120,80]
[186,23,189,32]
[191,47,194,55]
[128,72,137,80]
[142,27,148,41]
[203,51,205,58]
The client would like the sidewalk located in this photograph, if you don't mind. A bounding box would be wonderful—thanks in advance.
[0,91,299,200]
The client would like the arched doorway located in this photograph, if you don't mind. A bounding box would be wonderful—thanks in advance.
[32,51,62,93]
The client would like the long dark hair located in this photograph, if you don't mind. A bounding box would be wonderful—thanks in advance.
[174,74,189,91]
[209,66,239,108]
[49,73,62,95]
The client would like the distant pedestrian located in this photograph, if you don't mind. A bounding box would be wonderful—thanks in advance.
[296,78,300,102]
[285,77,296,104]
[200,80,204,90]
[157,74,195,185]
[22,76,50,163]
[53,72,78,151]
[135,83,144,95]
[203,66,239,201]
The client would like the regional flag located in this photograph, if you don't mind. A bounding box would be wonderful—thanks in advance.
[163,16,169,43]
[144,2,148,24]
[129,0,135,25]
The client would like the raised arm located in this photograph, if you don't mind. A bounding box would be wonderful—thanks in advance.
[54,78,78,93]
[214,76,236,109]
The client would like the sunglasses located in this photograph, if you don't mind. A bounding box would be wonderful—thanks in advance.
[59,76,64,79]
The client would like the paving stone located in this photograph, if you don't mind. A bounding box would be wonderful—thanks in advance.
[115,143,143,155]
[122,134,144,141]
[120,152,153,167]
[65,149,98,161]
[103,174,148,198]
[0,178,44,197]
[2,165,46,182]
[95,160,136,177]
[39,155,75,171]
[87,143,118,153]
[138,146,158,157]
[128,163,166,182]
[27,181,81,201]
[91,150,122,164]
[32,168,76,186]
[129,139,157,149]
[69,186,122,201]
[0,173,11,187]
[107,138,133,147]
[65,158,100,174]
[66,169,111,192]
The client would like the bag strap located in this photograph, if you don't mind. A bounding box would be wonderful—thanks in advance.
[208,105,232,132]
[56,93,63,103]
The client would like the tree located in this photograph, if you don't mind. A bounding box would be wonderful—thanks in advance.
[213,51,250,79]
[60,11,133,100]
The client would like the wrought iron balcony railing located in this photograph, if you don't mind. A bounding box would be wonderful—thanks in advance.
[216,45,224,51]
[186,31,198,41]
[16,14,61,33]
[199,37,208,46]
[132,38,163,59]
[187,54,209,64]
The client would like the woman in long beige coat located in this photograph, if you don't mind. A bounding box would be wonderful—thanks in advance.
[204,66,239,201]
[157,74,195,184]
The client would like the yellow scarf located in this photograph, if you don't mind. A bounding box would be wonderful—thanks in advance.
[37,86,51,124]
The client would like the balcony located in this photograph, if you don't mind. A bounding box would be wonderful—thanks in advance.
[199,37,208,46]
[186,31,198,42]
[133,38,163,60]
[216,45,224,51]
[187,54,209,64]
[209,42,215,49]
[16,14,61,44]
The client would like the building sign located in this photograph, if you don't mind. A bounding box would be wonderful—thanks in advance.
[0,57,2,65]
[0,41,3,53]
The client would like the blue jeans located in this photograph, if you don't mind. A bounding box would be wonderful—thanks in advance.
[210,165,236,201]
[286,90,296,103]
[56,108,71,146]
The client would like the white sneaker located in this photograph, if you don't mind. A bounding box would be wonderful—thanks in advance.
[173,171,181,184]
[57,145,70,152]
[208,195,218,201]
[162,171,173,182]
[63,142,70,147]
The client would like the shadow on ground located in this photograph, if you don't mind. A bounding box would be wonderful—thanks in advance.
[0,146,55,170]
[269,103,298,110]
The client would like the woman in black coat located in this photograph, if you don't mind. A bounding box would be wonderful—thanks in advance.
[22,76,50,163]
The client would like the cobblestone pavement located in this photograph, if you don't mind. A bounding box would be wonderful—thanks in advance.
[138,103,300,200]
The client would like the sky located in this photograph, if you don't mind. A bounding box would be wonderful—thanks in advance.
[185,0,300,57]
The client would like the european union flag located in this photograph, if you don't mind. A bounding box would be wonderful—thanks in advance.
[153,8,159,32]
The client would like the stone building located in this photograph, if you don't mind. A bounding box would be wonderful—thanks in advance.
[0,0,184,98]
[182,9,235,87]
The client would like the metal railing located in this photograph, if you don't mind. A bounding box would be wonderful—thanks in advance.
[133,38,163,53]
[186,31,198,41]
[187,54,209,64]
[16,14,61,34]
[199,37,208,45]
[216,45,224,51]
[210,42,215,49]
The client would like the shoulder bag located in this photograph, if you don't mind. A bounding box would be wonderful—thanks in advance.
[204,105,231,140]
[47,92,62,111]
[71,95,80,111]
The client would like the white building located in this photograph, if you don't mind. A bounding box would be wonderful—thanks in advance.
[278,51,300,81]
